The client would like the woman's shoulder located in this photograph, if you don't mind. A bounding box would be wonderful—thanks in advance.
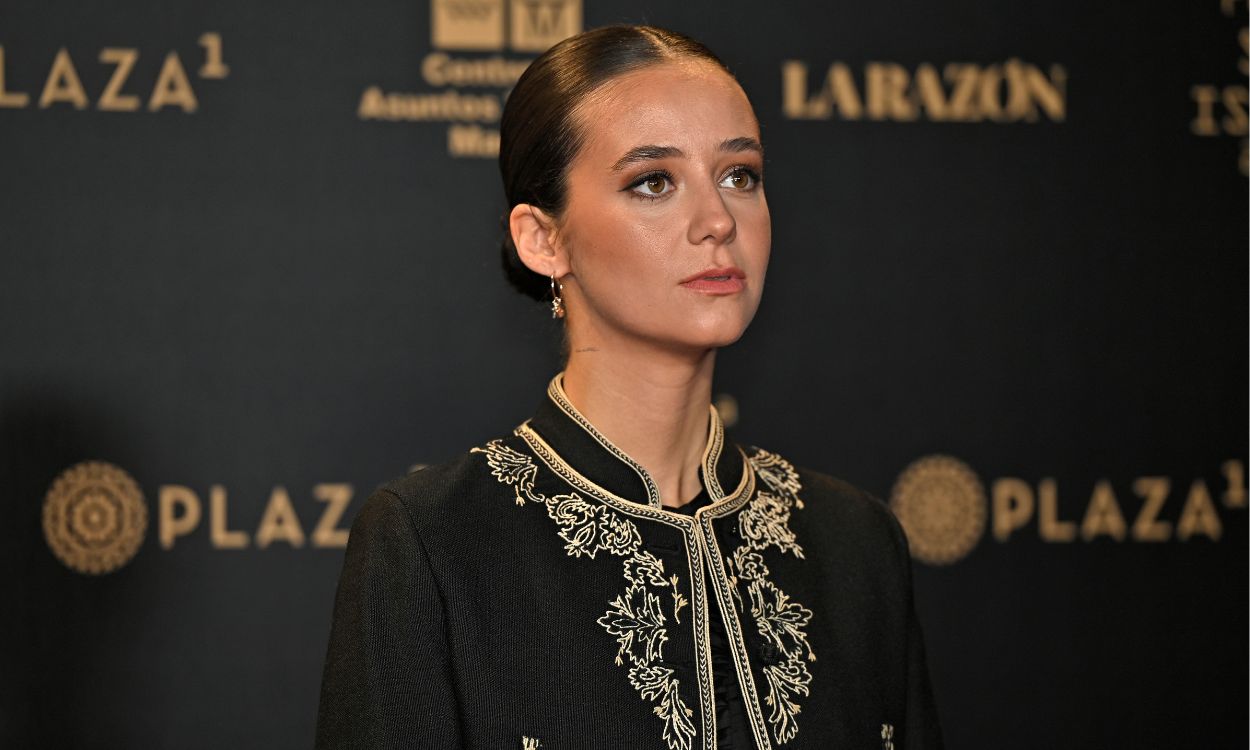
[352,432,533,534]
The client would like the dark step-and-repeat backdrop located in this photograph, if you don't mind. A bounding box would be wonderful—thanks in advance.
[2,1,1246,747]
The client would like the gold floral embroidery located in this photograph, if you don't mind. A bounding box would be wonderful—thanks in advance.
[749,577,815,743]
[629,663,696,750]
[760,656,813,743]
[477,441,540,506]
[727,449,815,745]
[473,439,697,750]
[732,548,770,581]
[748,579,815,662]
[547,493,641,559]
[669,574,688,624]
[624,550,669,587]
[600,583,668,665]
[738,492,804,559]
[748,449,804,508]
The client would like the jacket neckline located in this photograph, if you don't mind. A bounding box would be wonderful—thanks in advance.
[526,373,747,511]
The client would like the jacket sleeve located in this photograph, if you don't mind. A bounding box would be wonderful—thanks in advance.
[903,600,944,749]
[887,511,945,750]
[315,488,465,749]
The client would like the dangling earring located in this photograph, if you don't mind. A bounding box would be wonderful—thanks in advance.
[550,274,565,319]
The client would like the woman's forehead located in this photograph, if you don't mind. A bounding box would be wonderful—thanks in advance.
[572,62,760,161]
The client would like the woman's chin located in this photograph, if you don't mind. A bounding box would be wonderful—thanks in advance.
[664,320,751,353]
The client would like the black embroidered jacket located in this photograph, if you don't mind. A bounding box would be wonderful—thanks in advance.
[316,377,944,749]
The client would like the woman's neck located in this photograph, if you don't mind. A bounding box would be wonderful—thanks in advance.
[562,339,715,509]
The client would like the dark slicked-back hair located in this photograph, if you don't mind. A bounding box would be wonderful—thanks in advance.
[498,25,730,302]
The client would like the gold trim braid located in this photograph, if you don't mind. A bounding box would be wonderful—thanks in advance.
[547,375,665,508]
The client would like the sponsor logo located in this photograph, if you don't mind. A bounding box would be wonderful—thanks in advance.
[42,462,358,575]
[891,455,1247,565]
[357,0,582,157]
[43,461,148,575]
[890,455,987,565]
[433,0,580,52]
[781,59,1066,123]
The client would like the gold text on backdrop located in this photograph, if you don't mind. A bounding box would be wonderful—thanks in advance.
[0,33,228,113]
[159,484,353,550]
[782,60,1066,123]
[1189,0,1248,173]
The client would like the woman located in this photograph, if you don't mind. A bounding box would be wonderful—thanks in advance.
[317,25,942,750]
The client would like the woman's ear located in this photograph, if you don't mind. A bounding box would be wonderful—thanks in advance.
[509,203,570,278]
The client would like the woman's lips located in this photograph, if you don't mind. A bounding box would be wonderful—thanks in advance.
[680,267,746,294]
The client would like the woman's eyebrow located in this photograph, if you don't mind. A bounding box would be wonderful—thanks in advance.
[611,137,764,171]
[720,136,763,156]
[611,145,683,171]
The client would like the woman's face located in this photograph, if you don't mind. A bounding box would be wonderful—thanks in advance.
[554,61,771,354]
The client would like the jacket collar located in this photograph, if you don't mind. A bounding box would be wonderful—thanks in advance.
[526,374,745,510]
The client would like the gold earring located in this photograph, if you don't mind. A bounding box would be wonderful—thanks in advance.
[550,274,565,319]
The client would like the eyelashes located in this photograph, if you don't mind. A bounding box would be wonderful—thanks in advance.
[721,165,762,191]
[627,170,675,198]
[623,165,764,200]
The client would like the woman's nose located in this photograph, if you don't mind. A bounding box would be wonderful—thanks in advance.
[687,183,737,246]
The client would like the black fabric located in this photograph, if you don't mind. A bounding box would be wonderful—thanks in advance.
[316,386,944,749]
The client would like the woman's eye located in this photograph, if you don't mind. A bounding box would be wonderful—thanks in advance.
[721,167,759,190]
[631,174,673,197]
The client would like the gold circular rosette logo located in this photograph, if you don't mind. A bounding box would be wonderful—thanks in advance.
[43,461,147,574]
[890,455,987,565]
